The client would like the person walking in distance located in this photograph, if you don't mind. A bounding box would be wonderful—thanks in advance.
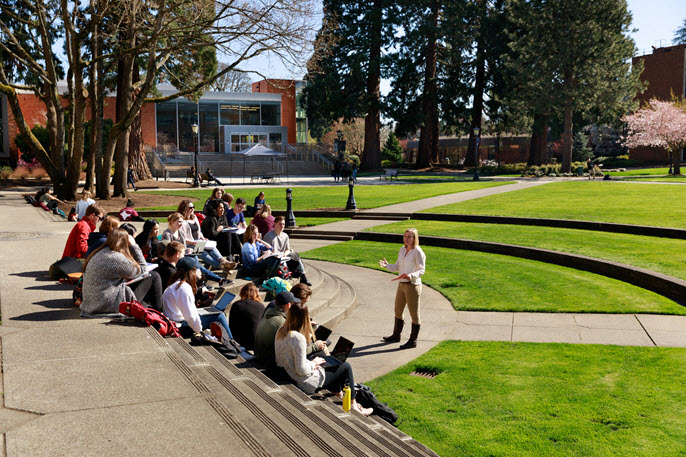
[379,228,426,349]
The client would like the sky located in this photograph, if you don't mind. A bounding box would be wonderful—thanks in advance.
[249,0,686,81]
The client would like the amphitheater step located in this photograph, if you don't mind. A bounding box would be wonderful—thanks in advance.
[352,214,410,221]
[289,233,354,241]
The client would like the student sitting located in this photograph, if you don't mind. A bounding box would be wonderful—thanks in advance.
[75,190,95,220]
[154,241,184,289]
[177,201,233,272]
[63,204,105,259]
[254,291,298,377]
[275,301,373,416]
[36,187,65,211]
[250,203,274,237]
[205,167,223,186]
[229,283,266,351]
[202,188,225,215]
[247,191,265,217]
[80,228,163,316]
[135,219,160,262]
[201,199,241,261]
[264,216,311,286]
[228,197,247,229]
[119,199,145,222]
[85,215,120,259]
[162,257,233,341]
[241,224,279,278]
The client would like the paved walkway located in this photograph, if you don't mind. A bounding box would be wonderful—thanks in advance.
[2,178,686,455]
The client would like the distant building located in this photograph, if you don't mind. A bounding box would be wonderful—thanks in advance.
[630,44,686,162]
[0,79,307,165]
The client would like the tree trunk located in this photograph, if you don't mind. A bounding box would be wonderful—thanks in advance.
[465,30,486,168]
[416,0,440,169]
[528,115,548,166]
[360,0,382,171]
[129,112,152,180]
[672,148,681,175]
[561,99,574,173]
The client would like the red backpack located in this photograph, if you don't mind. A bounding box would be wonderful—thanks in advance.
[119,300,181,338]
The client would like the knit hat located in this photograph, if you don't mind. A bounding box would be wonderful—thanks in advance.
[176,256,196,272]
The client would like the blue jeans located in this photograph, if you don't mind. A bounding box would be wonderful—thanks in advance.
[181,309,232,338]
[199,247,224,268]
[187,255,222,283]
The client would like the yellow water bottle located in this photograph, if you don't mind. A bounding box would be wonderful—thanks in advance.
[342,382,351,413]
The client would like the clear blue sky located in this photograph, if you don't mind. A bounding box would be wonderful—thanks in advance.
[628,0,686,54]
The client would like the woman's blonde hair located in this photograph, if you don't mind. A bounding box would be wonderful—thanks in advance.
[98,215,120,234]
[167,212,183,225]
[405,228,419,248]
[221,192,234,205]
[257,203,271,218]
[83,228,140,274]
[276,302,312,342]
[243,224,259,243]
[239,283,261,302]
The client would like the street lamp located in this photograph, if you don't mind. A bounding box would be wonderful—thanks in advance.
[472,126,480,181]
[285,188,296,227]
[346,175,357,210]
[191,123,199,188]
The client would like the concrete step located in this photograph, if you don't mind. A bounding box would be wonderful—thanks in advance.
[310,274,359,330]
[161,328,439,457]
[352,215,410,221]
[289,233,354,241]
[304,267,341,317]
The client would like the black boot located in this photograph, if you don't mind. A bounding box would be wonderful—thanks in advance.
[382,318,404,343]
[399,323,420,349]
[300,274,312,287]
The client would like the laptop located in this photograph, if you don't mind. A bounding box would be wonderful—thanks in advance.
[321,336,355,368]
[197,290,236,316]
[187,240,207,255]
[314,325,332,342]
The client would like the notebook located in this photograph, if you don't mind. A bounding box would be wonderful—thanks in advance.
[321,336,355,368]
[197,290,236,316]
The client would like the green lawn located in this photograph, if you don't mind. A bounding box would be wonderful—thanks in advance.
[367,341,686,457]
[609,167,672,176]
[366,220,686,280]
[422,181,686,228]
[139,181,509,211]
[302,241,685,314]
[617,175,686,182]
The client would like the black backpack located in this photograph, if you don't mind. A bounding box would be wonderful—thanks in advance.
[354,383,398,425]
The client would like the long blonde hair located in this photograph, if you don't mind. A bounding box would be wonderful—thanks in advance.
[83,228,140,274]
[256,203,271,218]
[405,228,419,249]
[276,302,312,342]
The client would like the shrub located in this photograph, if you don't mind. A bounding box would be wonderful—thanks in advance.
[0,166,12,179]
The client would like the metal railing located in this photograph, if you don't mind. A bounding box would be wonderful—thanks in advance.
[287,143,333,171]
[144,146,169,181]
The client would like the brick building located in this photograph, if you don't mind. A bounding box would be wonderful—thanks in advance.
[630,44,686,162]
[0,79,304,165]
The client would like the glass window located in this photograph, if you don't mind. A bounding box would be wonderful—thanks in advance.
[240,103,260,125]
[258,134,268,145]
[177,100,198,151]
[231,144,242,152]
[199,101,219,152]
[231,135,240,144]
[261,102,280,126]
[270,133,282,151]
[220,103,240,125]
[156,100,178,149]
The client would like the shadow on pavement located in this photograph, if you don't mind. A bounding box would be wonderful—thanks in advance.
[9,271,54,282]
[351,342,406,356]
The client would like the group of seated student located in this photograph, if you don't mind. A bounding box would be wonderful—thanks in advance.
[250,203,274,236]
[63,204,106,259]
[252,289,372,416]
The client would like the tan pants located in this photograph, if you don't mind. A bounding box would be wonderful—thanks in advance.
[394,282,422,324]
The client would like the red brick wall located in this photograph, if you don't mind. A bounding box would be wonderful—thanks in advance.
[631,45,686,162]
[252,79,296,144]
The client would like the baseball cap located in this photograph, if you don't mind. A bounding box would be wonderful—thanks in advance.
[176,256,196,272]
[275,290,301,306]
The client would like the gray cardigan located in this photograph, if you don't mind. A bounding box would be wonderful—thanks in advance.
[275,331,325,394]
[80,245,147,316]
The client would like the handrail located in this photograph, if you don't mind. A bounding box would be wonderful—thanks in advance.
[145,147,169,181]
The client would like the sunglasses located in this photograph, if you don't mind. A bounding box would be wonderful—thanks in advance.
[188,205,194,209]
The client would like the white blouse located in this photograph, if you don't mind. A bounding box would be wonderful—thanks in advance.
[386,245,426,285]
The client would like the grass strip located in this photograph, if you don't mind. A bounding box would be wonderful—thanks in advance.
[366,220,686,281]
[302,241,685,314]
[422,181,686,228]
[367,341,686,457]
[139,181,509,212]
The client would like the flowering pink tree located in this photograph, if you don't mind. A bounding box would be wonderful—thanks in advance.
[623,99,686,174]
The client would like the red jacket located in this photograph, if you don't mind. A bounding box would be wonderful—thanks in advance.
[62,218,96,259]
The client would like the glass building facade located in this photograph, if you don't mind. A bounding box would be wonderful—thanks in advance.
[155,90,284,153]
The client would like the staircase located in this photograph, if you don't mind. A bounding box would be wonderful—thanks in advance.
[160,260,439,457]
[162,153,328,178]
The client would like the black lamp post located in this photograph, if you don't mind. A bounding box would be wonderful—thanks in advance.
[285,188,296,227]
[472,126,480,181]
[191,123,200,188]
[346,176,357,210]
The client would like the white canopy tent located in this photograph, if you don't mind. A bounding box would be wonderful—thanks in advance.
[228,144,288,184]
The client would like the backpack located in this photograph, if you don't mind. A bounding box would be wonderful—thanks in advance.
[72,276,83,306]
[354,383,399,425]
[118,300,181,338]
[24,195,36,205]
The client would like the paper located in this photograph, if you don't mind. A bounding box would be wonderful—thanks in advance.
[223,227,246,235]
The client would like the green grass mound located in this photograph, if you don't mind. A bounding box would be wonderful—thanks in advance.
[367,341,686,457]
[366,220,686,281]
[302,241,685,314]
[422,181,686,228]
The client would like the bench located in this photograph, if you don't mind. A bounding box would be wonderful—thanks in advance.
[250,174,280,184]
[379,169,398,181]
[186,170,205,185]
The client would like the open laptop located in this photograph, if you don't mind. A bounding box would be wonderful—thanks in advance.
[314,325,333,342]
[321,336,355,368]
[186,240,207,256]
[197,290,236,316]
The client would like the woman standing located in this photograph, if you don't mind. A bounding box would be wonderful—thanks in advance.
[275,302,373,416]
[379,228,426,349]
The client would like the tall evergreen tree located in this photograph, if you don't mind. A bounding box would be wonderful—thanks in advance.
[381,131,403,163]
[673,18,686,45]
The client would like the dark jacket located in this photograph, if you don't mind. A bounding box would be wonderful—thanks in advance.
[85,232,107,259]
[154,257,177,290]
[229,299,266,351]
[254,306,286,367]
